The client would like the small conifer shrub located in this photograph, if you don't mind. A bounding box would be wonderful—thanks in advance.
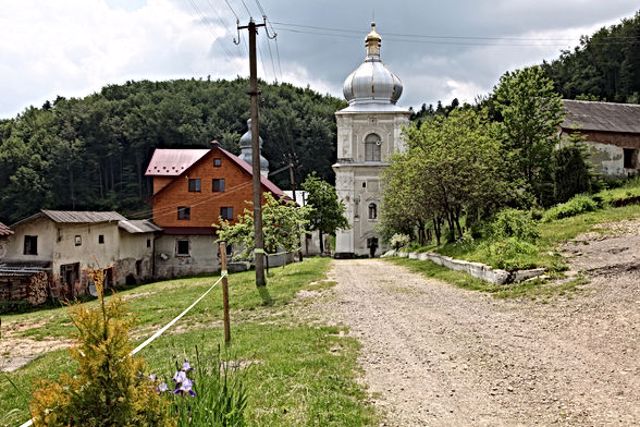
[29,268,172,427]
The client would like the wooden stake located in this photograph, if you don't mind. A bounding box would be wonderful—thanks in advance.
[219,241,231,344]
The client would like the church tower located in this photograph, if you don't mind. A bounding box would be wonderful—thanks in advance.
[333,23,411,257]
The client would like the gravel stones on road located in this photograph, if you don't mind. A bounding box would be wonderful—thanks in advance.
[328,259,640,426]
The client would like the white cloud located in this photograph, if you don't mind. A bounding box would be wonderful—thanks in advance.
[0,0,246,117]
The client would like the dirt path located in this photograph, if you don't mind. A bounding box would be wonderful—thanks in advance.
[329,259,640,426]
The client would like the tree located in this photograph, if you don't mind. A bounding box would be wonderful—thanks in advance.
[553,133,599,203]
[493,66,564,206]
[301,173,348,254]
[382,108,508,244]
[217,193,311,273]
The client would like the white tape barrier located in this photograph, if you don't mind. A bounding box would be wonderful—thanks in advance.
[18,273,227,427]
[131,273,226,355]
[265,247,303,257]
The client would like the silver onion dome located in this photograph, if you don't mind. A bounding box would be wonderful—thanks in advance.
[238,119,269,174]
[342,23,403,108]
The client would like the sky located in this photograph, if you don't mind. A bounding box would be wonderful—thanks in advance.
[1,0,638,118]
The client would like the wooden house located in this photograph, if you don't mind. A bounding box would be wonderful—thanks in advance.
[145,141,286,277]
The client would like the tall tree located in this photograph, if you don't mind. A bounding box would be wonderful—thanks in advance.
[301,173,348,254]
[493,66,564,206]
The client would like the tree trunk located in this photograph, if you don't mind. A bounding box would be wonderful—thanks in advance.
[433,217,441,246]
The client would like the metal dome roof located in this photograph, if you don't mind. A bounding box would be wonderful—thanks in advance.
[342,23,404,109]
[238,119,269,172]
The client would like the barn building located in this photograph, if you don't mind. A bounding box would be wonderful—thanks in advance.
[561,99,640,177]
[0,210,159,305]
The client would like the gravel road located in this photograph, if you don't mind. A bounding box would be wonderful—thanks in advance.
[329,257,640,426]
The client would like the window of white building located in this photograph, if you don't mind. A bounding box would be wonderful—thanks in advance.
[365,133,381,161]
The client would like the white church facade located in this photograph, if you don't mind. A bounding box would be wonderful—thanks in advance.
[333,23,411,257]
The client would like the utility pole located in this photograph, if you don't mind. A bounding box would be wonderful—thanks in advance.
[237,18,269,287]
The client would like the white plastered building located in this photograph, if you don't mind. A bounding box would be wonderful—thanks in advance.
[333,23,411,257]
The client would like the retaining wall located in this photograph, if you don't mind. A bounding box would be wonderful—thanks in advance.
[385,250,545,285]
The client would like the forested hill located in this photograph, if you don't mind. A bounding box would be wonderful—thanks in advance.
[0,78,346,223]
[542,11,640,103]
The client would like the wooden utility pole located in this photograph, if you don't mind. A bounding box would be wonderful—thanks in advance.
[219,241,231,344]
[237,18,268,287]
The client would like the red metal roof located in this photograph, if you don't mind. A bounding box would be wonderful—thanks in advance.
[0,222,13,236]
[217,146,286,198]
[145,149,210,176]
[147,145,287,199]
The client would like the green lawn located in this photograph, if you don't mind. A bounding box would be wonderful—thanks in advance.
[1,258,377,427]
[411,203,640,273]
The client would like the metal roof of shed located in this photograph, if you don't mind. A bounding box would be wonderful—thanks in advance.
[562,99,640,134]
[12,210,126,227]
[118,219,162,234]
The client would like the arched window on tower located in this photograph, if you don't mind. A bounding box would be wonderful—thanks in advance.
[365,133,381,161]
[368,203,377,220]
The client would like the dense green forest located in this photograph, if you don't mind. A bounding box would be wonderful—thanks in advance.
[542,11,640,103]
[0,79,345,223]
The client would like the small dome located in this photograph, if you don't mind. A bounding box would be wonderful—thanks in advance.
[239,119,263,148]
[342,23,404,107]
[238,119,269,173]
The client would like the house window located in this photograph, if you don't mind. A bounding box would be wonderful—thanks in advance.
[212,178,225,192]
[176,239,190,256]
[368,203,377,220]
[188,178,201,192]
[75,235,82,246]
[365,133,381,162]
[220,207,234,220]
[362,182,367,188]
[213,158,222,167]
[23,235,38,255]
[177,206,191,220]
[98,235,104,244]
[624,148,637,169]
[146,238,151,248]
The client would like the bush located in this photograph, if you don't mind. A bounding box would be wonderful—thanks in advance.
[490,208,539,242]
[389,233,410,250]
[29,269,171,427]
[481,238,539,271]
[543,194,600,222]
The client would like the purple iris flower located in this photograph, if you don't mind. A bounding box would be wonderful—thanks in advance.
[173,370,187,384]
[157,382,169,393]
[182,360,193,372]
[149,374,157,381]
[174,376,196,397]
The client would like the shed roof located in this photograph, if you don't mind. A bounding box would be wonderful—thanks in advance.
[41,210,126,223]
[12,210,126,228]
[0,222,13,236]
[118,219,162,234]
[145,149,210,176]
[561,99,640,134]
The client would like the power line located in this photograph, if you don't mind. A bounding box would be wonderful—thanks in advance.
[187,0,237,60]
[272,26,639,48]
[272,21,640,42]
[239,0,252,17]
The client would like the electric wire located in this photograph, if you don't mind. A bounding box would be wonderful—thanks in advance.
[187,0,236,60]
[272,21,640,42]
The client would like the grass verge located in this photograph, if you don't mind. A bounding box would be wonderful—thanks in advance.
[386,257,587,300]
[1,258,377,427]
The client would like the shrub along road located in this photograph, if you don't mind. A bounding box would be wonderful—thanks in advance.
[328,257,639,426]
